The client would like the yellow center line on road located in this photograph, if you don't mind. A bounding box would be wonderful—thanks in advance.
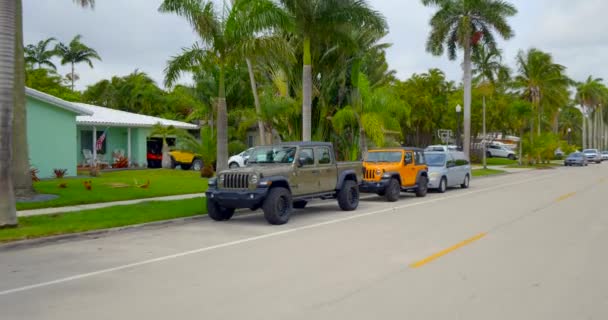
[556,192,576,202]
[410,233,487,268]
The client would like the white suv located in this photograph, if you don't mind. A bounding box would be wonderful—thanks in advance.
[228,148,253,168]
[486,144,517,160]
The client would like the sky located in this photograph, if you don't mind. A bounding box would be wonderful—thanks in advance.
[23,0,608,91]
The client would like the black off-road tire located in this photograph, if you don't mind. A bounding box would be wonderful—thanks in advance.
[438,177,447,193]
[385,178,400,202]
[263,187,293,225]
[461,174,470,189]
[192,159,203,171]
[415,176,428,198]
[293,200,308,209]
[338,180,359,211]
[207,199,235,221]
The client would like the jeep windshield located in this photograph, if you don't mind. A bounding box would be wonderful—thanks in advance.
[425,153,446,167]
[247,146,297,164]
[365,151,402,163]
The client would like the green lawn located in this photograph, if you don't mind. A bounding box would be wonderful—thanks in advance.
[472,168,506,177]
[18,169,207,210]
[2,198,206,243]
[474,158,518,166]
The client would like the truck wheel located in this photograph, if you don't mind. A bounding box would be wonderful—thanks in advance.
[207,199,235,221]
[338,180,359,211]
[415,176,428,197]
[385,178,400,202]
[263,187,293,225]
[293,200,308,209]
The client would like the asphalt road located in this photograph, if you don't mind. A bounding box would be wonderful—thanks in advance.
[1,163,607,320]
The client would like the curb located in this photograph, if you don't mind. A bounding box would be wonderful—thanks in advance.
[0,215,208,251]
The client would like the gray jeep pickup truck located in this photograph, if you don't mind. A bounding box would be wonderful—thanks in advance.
[206,142,362,225]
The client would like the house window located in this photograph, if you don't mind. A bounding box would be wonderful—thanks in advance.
[81,130,107,154]
[247,135,254,148]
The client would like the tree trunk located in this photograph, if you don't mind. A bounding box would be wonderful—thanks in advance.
[302,36,312,142]
[463,39,472,160]
[582,105,587,149]
[13,0,34,198]
[518,127,523,166]
[216,65,228,172]
[482,95,487,169]
[71,62,75,91]
[0,0,18,227]
[161,142,172,169]
[246,58,266,145]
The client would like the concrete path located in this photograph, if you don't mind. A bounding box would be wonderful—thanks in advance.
[2,163,607,319]
[17,193,205,217]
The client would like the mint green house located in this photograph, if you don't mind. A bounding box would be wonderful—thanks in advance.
[25,88,198,179]
[26,88,93,179]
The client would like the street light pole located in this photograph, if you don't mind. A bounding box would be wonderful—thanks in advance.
[567,127,572,145]
[456,104,462,150]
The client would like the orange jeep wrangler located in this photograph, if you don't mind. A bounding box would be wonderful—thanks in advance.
[359,147,429,202]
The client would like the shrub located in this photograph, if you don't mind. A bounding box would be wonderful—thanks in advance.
[53,168,68,179]
[113,156,129,169]
[200,164,214,178]
[30,168,40,182]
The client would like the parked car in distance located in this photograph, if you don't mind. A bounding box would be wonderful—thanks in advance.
[582,149,602,164]
[425,145,458,152]
[207,142,362,225]
[486,144,517,160]
[426,151,471,193]
[554,148,565,159]
[359,148,429,202]
[601,151,608,161]
[228,148,253,168]
[564,152,588,166]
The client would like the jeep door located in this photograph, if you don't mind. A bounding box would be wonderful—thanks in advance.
[315,146,337,191]
[402,151,417,186]
[294,148,318,195]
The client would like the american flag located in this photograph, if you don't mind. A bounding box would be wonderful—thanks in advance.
[96,129,108,151]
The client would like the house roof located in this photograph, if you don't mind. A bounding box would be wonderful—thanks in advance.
[74,103,199,130]
[25,87,93,116]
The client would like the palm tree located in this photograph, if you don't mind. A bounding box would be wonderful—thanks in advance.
[576,76,605,149]
[160,0,288,172]
[472,44,509,168]
[0,0,18,227]
[150,123,177,169]
[514,48,569,137]
[279,0,386,141]
[25,38,58,70]
[56,34,101,90]
[421,0,517,159]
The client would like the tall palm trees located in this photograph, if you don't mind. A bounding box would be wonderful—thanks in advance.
[279,0,386,141]
[25,38,58,70]
[514,48,569,137]
[421,0,517,159]
[576,76,605,149]
[0,0,17,227]
[56,34,101,90]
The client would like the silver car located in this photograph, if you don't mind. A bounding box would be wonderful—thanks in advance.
[583,149,602,164]
[426,151,472,193]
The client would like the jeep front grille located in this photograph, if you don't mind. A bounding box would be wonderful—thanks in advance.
[364,169,376,180]
[222,173,250,189]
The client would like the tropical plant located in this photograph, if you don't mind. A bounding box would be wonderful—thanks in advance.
[514,48,569,137]
[56,34,102,90]
[24,37,58,70]
[178,126,217,176]
[421,0,517,159]
[278,0,387,141]
[150,123,177,169]
[160,0,288,172]
[0,0,18,227]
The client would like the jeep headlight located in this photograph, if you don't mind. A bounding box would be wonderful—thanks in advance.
[375,169,382,176]
[219,174,225,183]
[208,178,217,186]
[250,174,259,185]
